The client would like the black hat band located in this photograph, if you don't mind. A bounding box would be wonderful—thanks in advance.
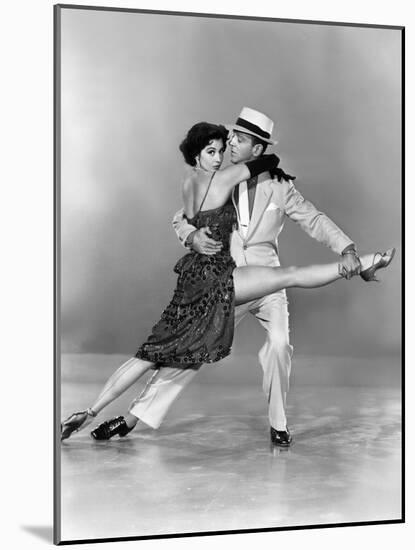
[235,117,271,140]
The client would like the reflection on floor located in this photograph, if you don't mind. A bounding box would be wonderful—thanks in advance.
[59,354,402,542]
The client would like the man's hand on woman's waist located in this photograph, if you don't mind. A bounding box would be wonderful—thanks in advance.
[186,227,223,255]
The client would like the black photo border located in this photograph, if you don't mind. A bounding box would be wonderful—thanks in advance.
[53,3,405,545]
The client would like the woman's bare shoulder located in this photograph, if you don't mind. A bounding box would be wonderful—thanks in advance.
[183,168,215,188]
[182,173,193,187]
[182,171,198,194]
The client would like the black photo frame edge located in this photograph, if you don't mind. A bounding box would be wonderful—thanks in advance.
[53,3,405,546]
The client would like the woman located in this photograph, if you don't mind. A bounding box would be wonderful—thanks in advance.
[61,122,395,441]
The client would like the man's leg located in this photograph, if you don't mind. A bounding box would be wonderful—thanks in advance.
[252,290,293,432]
[128,366,200,429]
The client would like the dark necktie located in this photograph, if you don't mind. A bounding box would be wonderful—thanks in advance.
[246,176,257,218]
[236,176,257,220]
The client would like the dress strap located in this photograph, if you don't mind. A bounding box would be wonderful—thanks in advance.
[196,171,216,215]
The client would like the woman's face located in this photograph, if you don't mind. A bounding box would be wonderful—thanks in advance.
[196,138,225,171]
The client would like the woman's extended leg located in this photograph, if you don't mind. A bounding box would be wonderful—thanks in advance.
[61,356,154,440]
[89,357,154,415]
[233,252,391,305]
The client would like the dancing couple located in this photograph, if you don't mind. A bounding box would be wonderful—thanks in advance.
[61,107,395,447]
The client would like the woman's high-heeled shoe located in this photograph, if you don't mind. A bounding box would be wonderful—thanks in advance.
[61,408,97,441]
[360,248,396,282]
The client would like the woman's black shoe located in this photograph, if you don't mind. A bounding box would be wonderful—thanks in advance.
[270,426,292,447]
[61,408,97,441]
[91,416,133,440]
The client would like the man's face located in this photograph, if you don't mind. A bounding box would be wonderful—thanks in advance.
[229,131,256,164]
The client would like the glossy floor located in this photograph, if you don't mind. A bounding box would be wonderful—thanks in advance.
[59,354,402,542]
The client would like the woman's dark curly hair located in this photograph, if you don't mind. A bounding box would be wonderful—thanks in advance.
[179,122,229,166]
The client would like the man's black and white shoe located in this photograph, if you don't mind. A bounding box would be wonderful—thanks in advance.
[91,416,133,440]
[270,426,292,447]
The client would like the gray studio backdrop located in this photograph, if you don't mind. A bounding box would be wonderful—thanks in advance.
[60,9,401,367]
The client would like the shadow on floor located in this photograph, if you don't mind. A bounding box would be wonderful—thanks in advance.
[20,525,53,543]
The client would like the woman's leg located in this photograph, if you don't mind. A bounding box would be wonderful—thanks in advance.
[233,253,377,305]
[89,357,154,415]
[61,356,154,439]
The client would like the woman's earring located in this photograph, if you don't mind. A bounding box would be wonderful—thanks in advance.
[195,156,203,170]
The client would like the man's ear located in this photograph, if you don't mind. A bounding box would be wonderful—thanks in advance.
[252,143,264,158]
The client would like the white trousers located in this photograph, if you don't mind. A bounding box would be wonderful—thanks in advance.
[129,289,293,430]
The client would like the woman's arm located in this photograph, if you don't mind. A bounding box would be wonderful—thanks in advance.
[215,154,280,192]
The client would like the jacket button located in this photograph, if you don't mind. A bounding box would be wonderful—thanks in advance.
[243,245,247,250]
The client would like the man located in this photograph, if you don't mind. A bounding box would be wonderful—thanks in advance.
[92,107,360,446]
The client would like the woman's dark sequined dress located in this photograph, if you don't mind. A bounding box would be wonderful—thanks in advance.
[135,200,237,369]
